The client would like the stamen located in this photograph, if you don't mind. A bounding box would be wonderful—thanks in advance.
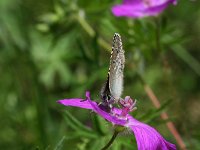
[119,96,137,116]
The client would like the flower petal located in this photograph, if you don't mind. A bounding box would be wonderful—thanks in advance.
[57,98,94,109]
[57,92,127,126]
[123,0,141,5]
[126,115,176,150]
[57,91,95,110]
[145,0,177,16]
[112,0,177,18]
[112,4,146,18]
[87,99,127,126]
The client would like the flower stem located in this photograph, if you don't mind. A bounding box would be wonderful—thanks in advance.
[101,131,118,150]
[155,17,161,52]
[75,13,110,51]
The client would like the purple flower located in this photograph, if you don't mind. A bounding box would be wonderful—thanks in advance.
[112,0,177,18]
[57,91,176,150]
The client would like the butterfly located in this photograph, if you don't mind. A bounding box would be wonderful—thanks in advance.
[99,33,125,112]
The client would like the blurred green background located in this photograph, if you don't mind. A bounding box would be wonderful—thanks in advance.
[0,0,200,149]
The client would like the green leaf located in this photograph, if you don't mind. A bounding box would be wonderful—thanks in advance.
[54,136,66,150]
[139,99,172,123]
[63,110,97,139]
[90,139,103,150]
[172,44,200,76]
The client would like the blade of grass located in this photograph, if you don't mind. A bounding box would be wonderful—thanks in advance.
[54,136,66,150]
[172,44,200,76]
[63,110,97,138]
[64,110,92,132]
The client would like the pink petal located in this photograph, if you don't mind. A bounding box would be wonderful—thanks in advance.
[57,92,127,126]
[57,91,94,110]
[57,98,94,110]
[112,0,177,18]
[87,99,127,126]
[123,0,142,5]
[145,0,177,16]
[127,115,176,150]
[112,4,146,18]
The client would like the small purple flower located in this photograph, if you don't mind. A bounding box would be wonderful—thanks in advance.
[57,91,176,150]
[112,0,177,18]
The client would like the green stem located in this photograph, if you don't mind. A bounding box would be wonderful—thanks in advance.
[76,14,95,37]
[75,13,110,51]
[155,17,161,52]
[92,114,105,136]
[101,131,118,150]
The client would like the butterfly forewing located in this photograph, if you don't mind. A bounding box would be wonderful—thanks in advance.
[109,33,125,101]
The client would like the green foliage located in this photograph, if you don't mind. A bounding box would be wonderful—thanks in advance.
[0,0,200,149]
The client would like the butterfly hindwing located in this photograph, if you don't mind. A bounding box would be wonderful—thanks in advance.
[100,33,125,112]
[109,33,125,101]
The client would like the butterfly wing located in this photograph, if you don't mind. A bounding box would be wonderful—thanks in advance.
[109,33,125,101]
[99,75,113,112]
[100,33,125,112]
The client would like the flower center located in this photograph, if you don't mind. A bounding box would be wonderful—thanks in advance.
[119,96,137,117]
[110,96,137,121]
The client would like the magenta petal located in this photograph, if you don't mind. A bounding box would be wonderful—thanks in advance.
[123,0,141,5]
[57,98,94,110]
[57,92,127,126]
[145,0,177,16]
[87,99,127,126]
[112,0,177,18]
[57,91,95,110]
[85,91,91,100]
[127,115,176,150]
[112,5,145,18]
